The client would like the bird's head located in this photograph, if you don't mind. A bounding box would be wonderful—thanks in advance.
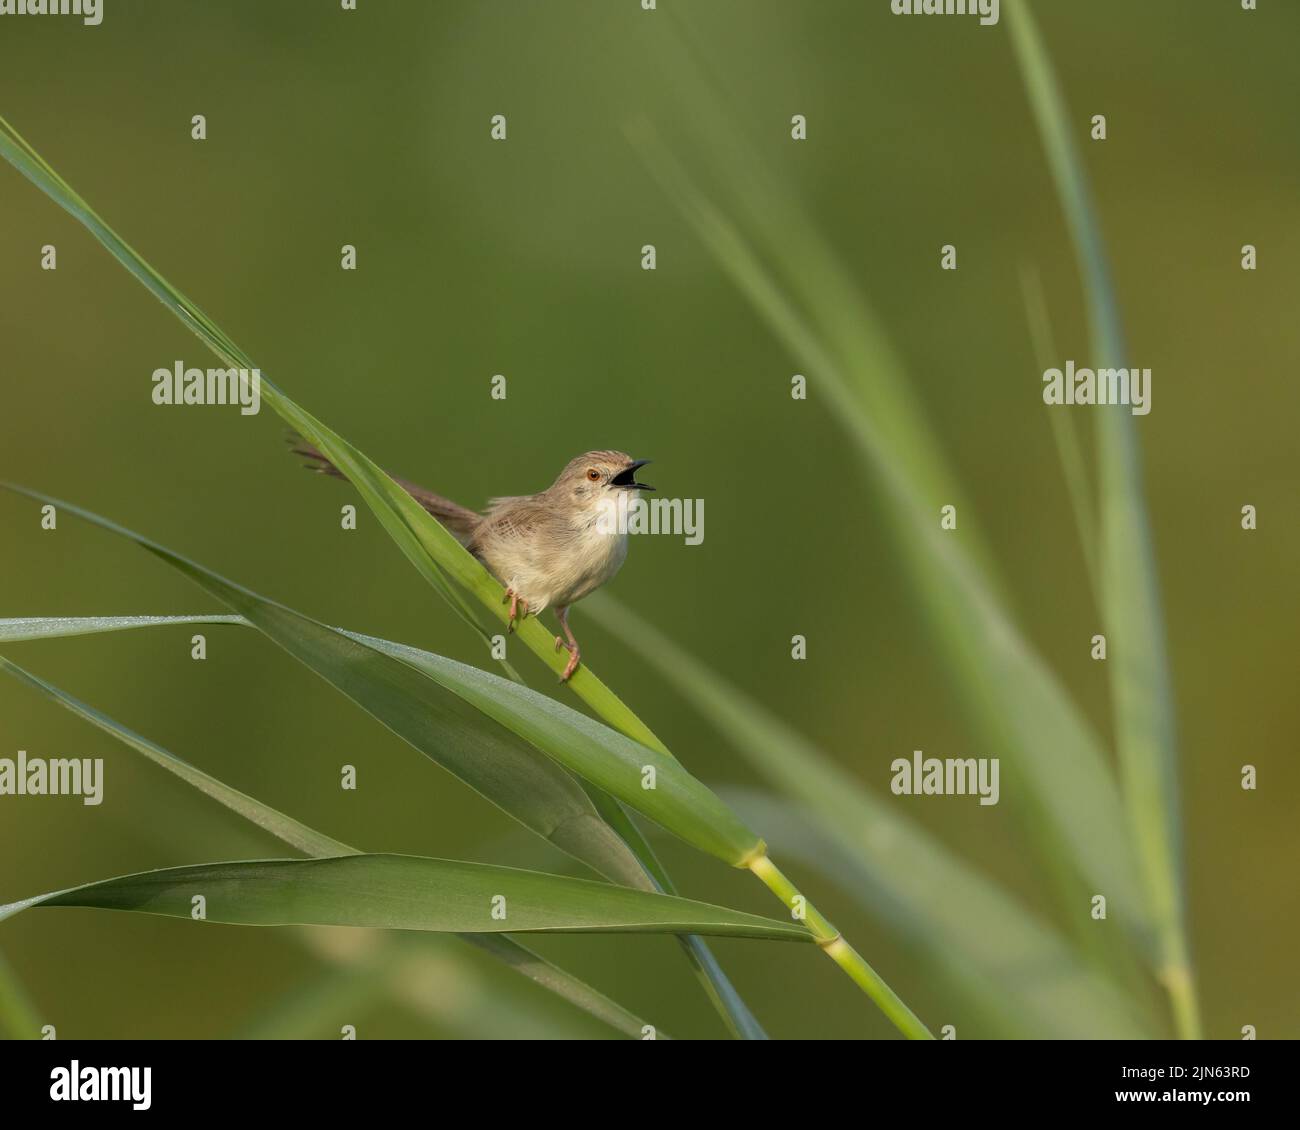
[553,451,655,508]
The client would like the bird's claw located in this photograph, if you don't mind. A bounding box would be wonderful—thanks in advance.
[504,589,528,634]
[555,638,580,682]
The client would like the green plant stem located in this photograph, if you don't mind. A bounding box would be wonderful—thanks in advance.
[748,854,933,1040]
[583,787,767,1040]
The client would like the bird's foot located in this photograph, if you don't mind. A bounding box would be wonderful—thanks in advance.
[504,589,528,633]
[554,636,581,682]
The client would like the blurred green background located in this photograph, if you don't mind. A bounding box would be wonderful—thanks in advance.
[1,0,1296,1039]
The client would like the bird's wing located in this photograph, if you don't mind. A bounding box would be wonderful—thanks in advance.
[473,494,568,556]
[479,494,550,540]
[287,434,481,543]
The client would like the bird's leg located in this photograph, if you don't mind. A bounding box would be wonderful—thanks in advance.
[503,588,529,633]
[553,605,581,682]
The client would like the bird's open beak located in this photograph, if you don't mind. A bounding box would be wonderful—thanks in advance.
[611,459,654,490]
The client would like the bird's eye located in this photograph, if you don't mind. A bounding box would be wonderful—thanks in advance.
[586,468,601,482]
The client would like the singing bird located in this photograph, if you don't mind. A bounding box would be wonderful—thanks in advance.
[291,439,654,681]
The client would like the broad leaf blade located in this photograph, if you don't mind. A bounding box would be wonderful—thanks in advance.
[0,486,649,889]
[0,855,814,942]
[0,501,766,872]
[0,614,766,1037]
[0,658,673,1039]
[350,632,763,867]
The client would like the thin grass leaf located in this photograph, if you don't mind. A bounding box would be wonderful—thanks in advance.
[458,934,667,1040]
[1005,0,1196,1036]
[625,114,1151,941]
[585,594,1161,1038]
[0,614,240,642]
[0,654,351,858]
[0,658,667,1039]
[0,614,244,643]
[0,118,507,660]
[1018,262,1101,602]
[240,930,658,1041]
[0,855,815,942]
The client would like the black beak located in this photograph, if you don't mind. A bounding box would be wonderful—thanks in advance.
[611,459,654,490]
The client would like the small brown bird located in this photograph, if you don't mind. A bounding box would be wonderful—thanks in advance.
[291,439,654,681]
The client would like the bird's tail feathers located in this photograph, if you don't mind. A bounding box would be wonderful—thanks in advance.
[286,432,481,543]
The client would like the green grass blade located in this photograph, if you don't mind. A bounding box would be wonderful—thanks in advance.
[0,654,352,858]
[0,618,765,1037]
[2,626,759,1040]
[626,117,1150,938]
[458,934,668,1040]
[0,855,814,942]
[1019,263,1101,603]
[0,615,244,643]
[237,933,629,1040]
[1005,0,1196,1036]
[270,931,650,1040]
[0,116,505,662]
[2,615,769,883]
[586,594,1160,1038]
[0,493,765,871]
[561,784,767,1039]
[347,632,764,868]
[0,485,658,889]
[0,657,668,1039]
